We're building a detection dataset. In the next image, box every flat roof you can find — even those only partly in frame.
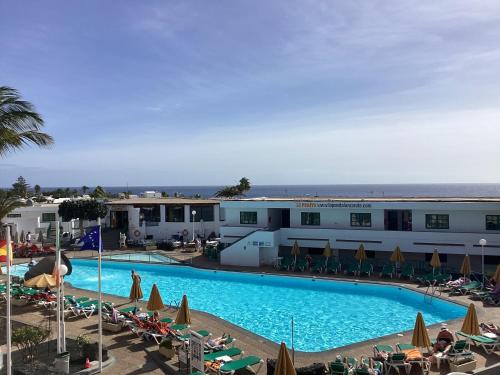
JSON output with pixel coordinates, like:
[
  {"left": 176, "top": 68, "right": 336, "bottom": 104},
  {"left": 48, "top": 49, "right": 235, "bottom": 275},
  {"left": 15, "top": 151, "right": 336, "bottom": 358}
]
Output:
[
  {"left": 106, "top": 198, "right": 219, "bottom": 206},
  {"left": 224, "top": 196, "right": 500, "bottom": 203}
]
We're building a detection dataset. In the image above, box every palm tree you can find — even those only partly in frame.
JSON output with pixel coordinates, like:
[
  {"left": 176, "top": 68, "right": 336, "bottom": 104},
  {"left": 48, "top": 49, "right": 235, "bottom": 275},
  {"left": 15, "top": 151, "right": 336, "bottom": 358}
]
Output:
[
  {"left": 0, "top": 86, "right": 54, "bottom": 156},
  {"left": 0, "top": 190, "right": 23, "bottom": 239}
]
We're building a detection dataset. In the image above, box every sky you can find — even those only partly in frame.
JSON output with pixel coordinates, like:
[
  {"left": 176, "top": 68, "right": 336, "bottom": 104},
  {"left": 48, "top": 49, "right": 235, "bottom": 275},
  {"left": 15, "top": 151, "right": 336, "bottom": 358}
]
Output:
[{"left": 1, "top": 1, "right": 500, "bottom": 187}]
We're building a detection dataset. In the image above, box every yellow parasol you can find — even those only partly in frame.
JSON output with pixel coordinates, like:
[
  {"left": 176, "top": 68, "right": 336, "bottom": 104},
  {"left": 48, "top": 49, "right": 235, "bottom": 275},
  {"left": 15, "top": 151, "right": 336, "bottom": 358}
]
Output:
[
  {"left": 460, "top": 255, "right": 471, "bottom": 277},
  {"left": 147, "top": 283, "right": 165, "bottom": 312},
  {"left": 493, "top": 264, "right": 500, "bottom": 284},
  {"left": 355, "top": 244, "right": 367, "bottom": 266},
  {"left": 24, "top": 273, "right": 57, "bottom": 288},
  {"left": 175, "top": 294, "right": 191, "bottom": 325},
  {"left": 461, "top": 303, "right": 480, "bottom": 336},
  {"left": 430, "top": 249, "right": 441, "bottom": 275},
  {"left": 411, "top": 312, "right": 431, "bottom": 349},
  {"left": 274, "top": 342, "right": 297, "bottom": 375},
  {"left": 129, "top": 273, "right": 143, "bottom": 306},
  {"left": 323, "top": 241, "right": 332, "bottom": 267},
  {"left": 390, "top": 246, "right": 405, "bottom": 263},
  {"left": 291, "top": 241, "right": 300, "bottom": 264}
]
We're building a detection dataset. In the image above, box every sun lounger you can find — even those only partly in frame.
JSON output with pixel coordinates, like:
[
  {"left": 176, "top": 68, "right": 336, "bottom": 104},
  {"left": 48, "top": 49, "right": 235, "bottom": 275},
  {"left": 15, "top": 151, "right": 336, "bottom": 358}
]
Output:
[
  {"left": 400, "top": 264, "right": 414, "bottom": 279},
  {"left": 280, "top": 256, "right": 294, "bottom": 271},
  {"left": 311, "top": 259, "right": 324, "bottom": 273},
  {"left": 359, "top": 263, "right": 373, "bottom": 277},
  {"left": 396, "top": 343, "right": 415, "bottom": 352},
  {"left": 373, "top": 344, "right": 394, "bottom": 358},
  {"left": 326, "top": 260, "right": 340, "bottom": 274},
  {"left": 456, "top": 331, "right": 499, "bottom": 354},
  {"left": 450, "top": 280, "right": 482, "bottom": 295},
  {"left": 204, "top": 347, "right": 243, "bottom": 362},
  {"left": 71, "top": 299, "right": 98, "bottom": 318},
  {"left": 218, "top": 355, "right": 263, "bottom": 375},
  {"left": 442, "top": 340, "right": 474, "bottom": 366},
  {"left": 328, "top": 362, "right": 348, "bottom": 375},
  {"left": 380, "top": 264, "right": 393, "bottom": 278},
  {"left": 384, "top": 352, "right": 411, "bottom": 375},
  {"left": 345, "top": 263, "right": 358, "bottom": 276},
  {"left": 295, "top": 257, "right": 308, "bottom": 272}
]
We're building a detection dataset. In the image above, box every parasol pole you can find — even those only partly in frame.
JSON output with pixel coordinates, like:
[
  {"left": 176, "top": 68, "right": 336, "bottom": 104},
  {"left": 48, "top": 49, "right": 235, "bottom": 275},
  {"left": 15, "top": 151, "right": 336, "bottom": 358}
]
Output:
[{"left": 97, "top": 217, "right": 103, "bottom": 372}]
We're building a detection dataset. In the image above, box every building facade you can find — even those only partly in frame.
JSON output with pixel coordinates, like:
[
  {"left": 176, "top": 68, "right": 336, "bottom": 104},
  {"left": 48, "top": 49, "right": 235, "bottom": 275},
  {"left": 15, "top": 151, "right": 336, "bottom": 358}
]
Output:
[{"left": 219, "top": 198, "right": 500, "bottom": 271}]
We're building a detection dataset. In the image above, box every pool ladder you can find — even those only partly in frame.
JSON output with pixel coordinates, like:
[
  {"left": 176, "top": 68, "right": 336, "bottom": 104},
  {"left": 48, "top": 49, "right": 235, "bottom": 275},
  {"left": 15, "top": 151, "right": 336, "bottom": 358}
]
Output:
[{"left": 424, "top": 282, "right": 442, "bottom": 303}]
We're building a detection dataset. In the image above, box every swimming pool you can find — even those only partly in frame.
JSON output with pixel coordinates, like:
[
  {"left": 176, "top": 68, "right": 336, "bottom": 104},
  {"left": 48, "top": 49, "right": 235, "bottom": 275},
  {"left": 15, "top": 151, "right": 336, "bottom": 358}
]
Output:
[
  {"left": 100, "top": 252, "right": 180, "bottom": 264},
  {"left": 10, "top": 260, "right": 466, "bottom": 352}
]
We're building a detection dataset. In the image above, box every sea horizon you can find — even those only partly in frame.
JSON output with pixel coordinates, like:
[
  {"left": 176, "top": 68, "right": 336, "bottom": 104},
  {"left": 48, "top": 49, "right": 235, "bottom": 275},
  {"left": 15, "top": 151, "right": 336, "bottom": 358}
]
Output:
[{"left": 9, "top": 182, "right": 500, "bottom": 198}]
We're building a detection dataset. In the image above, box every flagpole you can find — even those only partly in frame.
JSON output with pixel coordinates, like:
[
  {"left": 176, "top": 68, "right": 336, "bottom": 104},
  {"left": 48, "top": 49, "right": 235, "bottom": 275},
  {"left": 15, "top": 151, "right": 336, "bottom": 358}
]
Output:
[
  {"left": 97, "top": 217, "right": 103, "bottom": 372},
  {"left": 5, "top": 225, "right": 12, "bottom": 375},
  {"left": 55, "top": 221, "right": 61, "bottom": 354}
]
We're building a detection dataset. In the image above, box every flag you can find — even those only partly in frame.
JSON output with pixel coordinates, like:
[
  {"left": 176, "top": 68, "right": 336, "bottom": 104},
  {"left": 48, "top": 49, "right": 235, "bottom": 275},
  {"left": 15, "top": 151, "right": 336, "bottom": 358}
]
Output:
[
  {"left": 0, "top": 240, "right": 13, "bottom": 262},
  {"left": 79, "top": 226, "right": 102, "bottom": 251}
]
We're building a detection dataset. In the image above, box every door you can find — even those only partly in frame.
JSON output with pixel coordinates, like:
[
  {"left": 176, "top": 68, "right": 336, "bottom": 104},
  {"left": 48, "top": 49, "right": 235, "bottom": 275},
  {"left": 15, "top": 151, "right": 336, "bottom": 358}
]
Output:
[{"left": 281, "top": 209, "right": 290, "bottom": 228}]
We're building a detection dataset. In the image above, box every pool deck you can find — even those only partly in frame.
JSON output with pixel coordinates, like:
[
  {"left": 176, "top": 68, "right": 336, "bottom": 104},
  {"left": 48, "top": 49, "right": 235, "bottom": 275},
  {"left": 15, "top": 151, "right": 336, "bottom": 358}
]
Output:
[{"left": 2, "top": 248, "right": 499, "bottom": 374}]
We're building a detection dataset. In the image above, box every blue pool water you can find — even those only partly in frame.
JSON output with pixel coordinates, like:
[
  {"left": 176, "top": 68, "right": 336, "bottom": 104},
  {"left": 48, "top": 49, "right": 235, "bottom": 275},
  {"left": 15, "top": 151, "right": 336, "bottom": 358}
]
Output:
[
  {"left": 100, "top": 253, "right": 179, "bottom": 264},
  {"left": 10, "top": 260, "right": 466, "bottom": 352}
]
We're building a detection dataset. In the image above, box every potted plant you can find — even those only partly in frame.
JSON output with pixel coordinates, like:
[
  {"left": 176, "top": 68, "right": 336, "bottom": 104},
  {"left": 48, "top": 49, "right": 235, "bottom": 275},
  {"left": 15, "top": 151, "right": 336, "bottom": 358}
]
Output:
[
  {"left": 12, "top": 325, "right": 50, "bottom": 365},
  {"left": 76, "top": 333, "right": 92, "bottom": 359},
  {"left": 159, "top": 337, "right": 175, "bottom": 359},
  {"left": 103, "top": 317, "right": 122, "bottom": 333},
  {"left": 449, "top": 355, "right": 476, "bottom": 373}
]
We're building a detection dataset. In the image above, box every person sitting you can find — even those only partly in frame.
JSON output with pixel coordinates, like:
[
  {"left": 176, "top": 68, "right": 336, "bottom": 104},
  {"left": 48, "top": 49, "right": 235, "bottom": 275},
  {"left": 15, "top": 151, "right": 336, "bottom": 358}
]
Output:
[
  {"left": 149, "top": 311, "right": 160, "bottom": 323},
  {"left": 433, "top": 324, "right": 454, "bottom": 352},
  {"left": 206, "top": 333, "right": 230, "bottom": 350}
]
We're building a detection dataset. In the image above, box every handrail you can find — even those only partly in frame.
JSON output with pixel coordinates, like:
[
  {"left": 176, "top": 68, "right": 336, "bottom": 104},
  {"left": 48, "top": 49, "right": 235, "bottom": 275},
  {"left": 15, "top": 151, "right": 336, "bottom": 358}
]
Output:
[{"left": 220, "top": 229, "right": 263, "bottom": 251}]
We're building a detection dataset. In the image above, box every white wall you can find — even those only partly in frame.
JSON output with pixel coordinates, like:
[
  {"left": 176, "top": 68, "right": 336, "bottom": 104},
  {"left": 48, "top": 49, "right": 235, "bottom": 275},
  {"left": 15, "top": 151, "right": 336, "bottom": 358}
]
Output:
[{"left": 220, "top": 229, "right": 278, "bottom": 267}]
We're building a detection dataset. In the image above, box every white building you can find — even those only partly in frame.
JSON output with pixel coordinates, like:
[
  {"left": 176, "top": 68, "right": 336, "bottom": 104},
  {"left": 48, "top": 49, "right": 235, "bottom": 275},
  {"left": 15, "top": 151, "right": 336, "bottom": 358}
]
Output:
[
  {"left": 106, "top": 198, "right": 221, "bottom": 241},
  {"left": 2, "top": 198, "right": 221, "bottom": 244},
  {"left": 219, "top": 197, "right": 500, "bottom": 271}
]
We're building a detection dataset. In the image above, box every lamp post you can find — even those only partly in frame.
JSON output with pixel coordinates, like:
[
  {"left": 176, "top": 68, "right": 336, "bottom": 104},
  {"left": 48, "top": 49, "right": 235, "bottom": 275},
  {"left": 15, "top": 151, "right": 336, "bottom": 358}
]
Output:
[
  {"left": 479, "top": 239, "right": 487, "bottom": 287},
  {"left": 3, "top": 224, "right": 12, "bottom": 375},
  {"left": 191, "top": 210, "right": 197, "bottom": 241}
]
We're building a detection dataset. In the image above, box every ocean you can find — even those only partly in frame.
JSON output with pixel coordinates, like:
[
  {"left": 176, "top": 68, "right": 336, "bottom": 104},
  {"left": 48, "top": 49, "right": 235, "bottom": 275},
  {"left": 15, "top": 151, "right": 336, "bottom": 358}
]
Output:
[{"left": 75, "top": 183, "right": 500, "bottom": 198}]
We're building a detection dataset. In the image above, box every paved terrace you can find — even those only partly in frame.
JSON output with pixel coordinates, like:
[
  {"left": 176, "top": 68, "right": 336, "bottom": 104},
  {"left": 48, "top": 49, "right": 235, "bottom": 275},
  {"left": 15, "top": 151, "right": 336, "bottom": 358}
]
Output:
[{"left": 1, "top": 248, "right": 499, "bottom": 375}]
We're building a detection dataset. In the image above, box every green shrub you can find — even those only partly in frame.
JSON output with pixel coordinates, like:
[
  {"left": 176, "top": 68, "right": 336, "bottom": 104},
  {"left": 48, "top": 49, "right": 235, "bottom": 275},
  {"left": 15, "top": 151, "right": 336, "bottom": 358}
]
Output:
[{"left": 11, "top": 325, "right": 50, "bottom": 364}]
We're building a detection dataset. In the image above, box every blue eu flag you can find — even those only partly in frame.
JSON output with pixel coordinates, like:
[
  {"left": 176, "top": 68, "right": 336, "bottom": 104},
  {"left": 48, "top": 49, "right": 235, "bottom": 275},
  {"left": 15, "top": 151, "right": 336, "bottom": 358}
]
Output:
[{"left": 80, "top": 225, "right": 102, "bottom": 251}]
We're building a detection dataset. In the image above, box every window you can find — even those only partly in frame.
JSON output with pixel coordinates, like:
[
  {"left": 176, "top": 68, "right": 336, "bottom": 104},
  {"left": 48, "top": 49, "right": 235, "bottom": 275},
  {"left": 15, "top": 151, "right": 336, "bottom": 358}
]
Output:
[
  {"left": 219, "top": 207, "right": 226, "bottom": 222},
  {"left": 140, "top": 206, "right": 161, "bottom": 226},
  {"left": 190, "top": 205, "right": 214, "bottom": 222},
  {"left": 486, "top": 215, "right": 500, "bottom": 230},
  {"left": 6, "top": 213, "right": 21, "bottom": 218},
  {"left": 41, "top": 213, "right": 56, "bottom": 222},
  {"left": 350, "top": 213, "right": 371, "bottom": 227},
  {"left": 165, "top": 205, "right": 185, "bottom": 222},
  {"left": 425, "top": 252, "right": 447, "bottom": 263},
  {"left": 425, "top": 214, "right": 449, "bottom": 229},
  {"left": 240, "top": 211, "right": 257, "bottom": 224},
  {"left": 301, "top": 212, "right": 320, "bottom": 226}
]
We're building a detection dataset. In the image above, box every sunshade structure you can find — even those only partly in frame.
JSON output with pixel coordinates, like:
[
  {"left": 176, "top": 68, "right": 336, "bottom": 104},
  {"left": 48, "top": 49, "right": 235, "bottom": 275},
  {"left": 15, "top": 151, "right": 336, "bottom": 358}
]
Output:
[
  {"left": 390, "top": 246, "right": 405, "bottom": 263},
  {"left": 460, "top": 255, "right": 471, "bottom": 277},
  {"left": 0, "top": 240, "right": 13, "bottom": 263},
  {"left": 355, "top": 244, "right": 367, "bottom": 266},
  {"left": 129, "top": 273, "right": 143, "bottom": 306},
  {"left": 493, "top": 264, "right": 500, "bottom": 284},
  {"left": 14, "top": 231, "right": 19, "bottom": 244},
  {"left": 411, "top": 312, "right": 431, "bottom": 349},
  {"left": 24, "top": 273, "right": 57, "bottom": 288},
  {"left": 147, "top": 283, "right": 164, "bottom": 312},
  {"left": 323, "top": 241, "right": 332, "bottom": 267},
  {"left": 430, "top": 249, "right": 441, "bottom": 275},
  {"left": 461, "top": 303, "right": 480, "bottom": 336},
  {"left": 274, "top": 342, "right": 297, "bottom": 375},
  {"left": 175, "top": 294, "right": 191, "bottom": 325},
  {"left": 291, "top": 241, "right": 300, "bottom": 264},
  {"left": 20, "top": 230, "right": 25, "bottom": 243}
]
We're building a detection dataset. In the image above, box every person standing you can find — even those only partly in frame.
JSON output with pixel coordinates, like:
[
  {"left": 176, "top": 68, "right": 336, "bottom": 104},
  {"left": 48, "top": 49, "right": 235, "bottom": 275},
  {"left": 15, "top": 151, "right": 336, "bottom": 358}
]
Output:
[{"left": 26, "top": 231, "right": 32, "bottom": 244}]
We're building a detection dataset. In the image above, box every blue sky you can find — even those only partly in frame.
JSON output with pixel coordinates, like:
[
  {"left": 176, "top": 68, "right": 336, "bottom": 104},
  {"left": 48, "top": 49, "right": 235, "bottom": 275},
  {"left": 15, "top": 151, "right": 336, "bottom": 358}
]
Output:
[{"left": 1, "top": 1, "right": 500, "bottom": 187}]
